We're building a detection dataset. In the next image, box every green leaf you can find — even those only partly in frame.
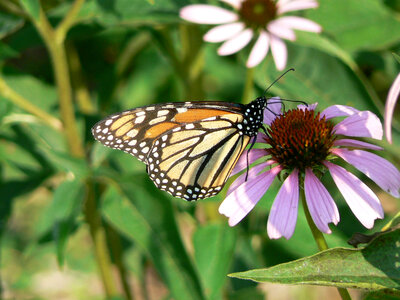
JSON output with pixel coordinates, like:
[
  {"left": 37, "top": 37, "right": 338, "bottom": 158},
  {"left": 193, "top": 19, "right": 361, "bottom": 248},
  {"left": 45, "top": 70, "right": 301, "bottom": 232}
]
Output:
[
  {"left": 78, "top": 0, "right": 181, "bottom": 26},
  {"left": 38, "top": 146, "right": 89, "bottom": 179},
  {"left": 393, "top": 54, "right": 400, "bottom": 65},
  {"left": 19, "top": 0, "right": 40, "bottom": 21},
  {"left": 2, "top": 71, "right": 58, "bottom": 113},
  {"left": 255, "top": 43, "right": 377, "bottom": 112},
  {"left": 306, "top": 0, "right": 400, "bottom": 52},
  {"left": 0, "top": 12, "right": 24, "bottom": 39},
  {"left": 0, "top": 42, "right": 19, "bottom": 60},
  {"left": 193, "top": 223, "right": 236, "bottom": 300},
  {"left": 35, "top": 179, "right": 84, "bottom": 266},
  {"left": 101, "top": 179, "right": 205, "bottom": 300},
  {"left": 230, "top": 229, "right": 400, "bottom": 291}
]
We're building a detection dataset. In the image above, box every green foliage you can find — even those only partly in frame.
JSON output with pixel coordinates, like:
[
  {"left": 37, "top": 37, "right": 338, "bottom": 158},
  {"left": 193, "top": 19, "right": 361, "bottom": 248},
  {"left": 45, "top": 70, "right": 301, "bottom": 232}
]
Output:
[
  {"left": 230, "top": 228, "right": 400, "bottom": 291},
  {"left": 1, "top": 0, "right": 399, "bottom": 299}
]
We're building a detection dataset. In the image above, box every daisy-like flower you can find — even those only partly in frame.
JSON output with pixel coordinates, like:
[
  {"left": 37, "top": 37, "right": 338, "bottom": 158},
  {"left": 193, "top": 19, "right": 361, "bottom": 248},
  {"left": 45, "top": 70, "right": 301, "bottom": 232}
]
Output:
[
  {"left": 219, "top": 101, "right": 400, "bottom": 239},
  {"left": 180, "top": 0, "right": 321, "bottom": 69},
  {"left": 384, "top": 72, "right": 400, "bottom": 144}
]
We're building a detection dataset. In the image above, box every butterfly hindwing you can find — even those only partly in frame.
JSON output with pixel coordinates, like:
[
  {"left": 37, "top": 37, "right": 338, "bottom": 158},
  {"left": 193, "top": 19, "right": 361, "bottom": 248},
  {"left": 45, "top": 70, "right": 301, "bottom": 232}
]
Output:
[{"left": 146, "top": 112, "right": 250, "bottom": 200}]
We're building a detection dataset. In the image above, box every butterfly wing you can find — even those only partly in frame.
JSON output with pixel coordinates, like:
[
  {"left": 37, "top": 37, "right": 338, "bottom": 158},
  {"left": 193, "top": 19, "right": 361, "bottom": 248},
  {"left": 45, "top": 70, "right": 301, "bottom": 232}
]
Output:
[
  {"left": 146, "top": 113, "right": 250, "bottom": 201},
  {"left": 92, "top": 101, "right": 250, "bottom": 200}
]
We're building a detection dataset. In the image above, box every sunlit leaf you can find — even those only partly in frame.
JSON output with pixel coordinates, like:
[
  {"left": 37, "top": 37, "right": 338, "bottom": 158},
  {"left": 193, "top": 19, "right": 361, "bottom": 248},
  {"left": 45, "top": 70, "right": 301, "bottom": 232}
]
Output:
[
  {"left": 306, "top": 0, "right": 400, "bottom": 52},
  {"left": 230, "top": 229, "right": 400, "bottom": 291},
  {"left": 101, "top": 179, "right": 205, "bottom": 300},
  {"left": 193, "top": 223, "right": 236, "bottom": 300},
  {"left": 36, "top": 179, "right": 84, "bottom": 266},
  {"left": 19, "top": 0, "right": 40, "bottom": 21}
]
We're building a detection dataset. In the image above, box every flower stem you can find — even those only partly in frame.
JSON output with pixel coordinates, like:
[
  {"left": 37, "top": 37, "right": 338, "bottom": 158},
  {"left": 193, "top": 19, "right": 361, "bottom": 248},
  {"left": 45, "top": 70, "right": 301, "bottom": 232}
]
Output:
[
  {"left": 300, "top": 188, "right": 352, "bottom": 300},
  {"left": 27, "top": 1, "right": 119, "bottom": 297},
  {"left": 0, "top": 77, "right": 62, "bottom": 130},
  {"left": 242, "top": 67, "right": 254, "bottom": 104}
]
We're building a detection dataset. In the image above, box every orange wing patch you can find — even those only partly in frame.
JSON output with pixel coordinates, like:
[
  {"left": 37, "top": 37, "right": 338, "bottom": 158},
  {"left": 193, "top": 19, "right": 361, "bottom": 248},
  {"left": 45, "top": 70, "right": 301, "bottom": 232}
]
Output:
[
  {"left": 144, "top": 122, "right": 178, "bottom": 139},
  {"left": 173, "top": 109, "right": 234, "bottom": 123}
]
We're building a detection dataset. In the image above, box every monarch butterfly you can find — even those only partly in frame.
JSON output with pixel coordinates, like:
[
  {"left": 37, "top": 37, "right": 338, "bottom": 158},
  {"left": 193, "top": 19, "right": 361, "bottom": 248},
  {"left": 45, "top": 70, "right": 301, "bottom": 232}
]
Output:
[{"left": 92, "top": 97, "right": 273, "bottom": 201}]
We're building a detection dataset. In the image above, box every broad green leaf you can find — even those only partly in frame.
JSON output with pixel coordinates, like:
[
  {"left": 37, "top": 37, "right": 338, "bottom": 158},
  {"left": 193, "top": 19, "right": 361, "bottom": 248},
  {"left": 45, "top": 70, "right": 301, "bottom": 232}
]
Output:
[
  {"left": 19, "top": 0, "right": 40, "bottom": 21},
  {"left": 0, "top": 42, "right": 19, "bottom": 60},
  {"left": 2, "top": 71, "right": 58, "bottom": 113},
  {"left": 193, "top": 223, "right": 236, "bottom": 300},
  {"left": 77, "top": 0, "right": 181, "bottom": 26},
  {"left": 364, "top": 289, "right": 400, "bottom": 300},
  {"left": 38, "top": 146, "right": 89, "bottom": 179},
  {"left": 306, "top": 0, "right": 400, "bottom": 52},
  {"left": 0, "top": 12, "right": 24, "bottom": 39},
  {"left": 35, "top": 179, "right": 84, "bottom": 265},
  {"left": 394, "top": 54, "right": 400, "bottom": 65},
  {"left": 255, "top": 43, "right": 377, "bottom": 113},
  {"left": 101, "top": 179, "right": 205, "bottom": 300},
  {"left": 230, "top": 229, "right": 400, "bottom": 291}
]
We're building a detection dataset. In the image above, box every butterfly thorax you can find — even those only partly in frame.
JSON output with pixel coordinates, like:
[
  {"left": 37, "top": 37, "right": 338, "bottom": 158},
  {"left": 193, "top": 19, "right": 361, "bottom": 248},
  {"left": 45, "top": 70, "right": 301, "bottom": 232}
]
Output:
[{"left": 241, "top": 96, "right": 266, "bottom": 136}]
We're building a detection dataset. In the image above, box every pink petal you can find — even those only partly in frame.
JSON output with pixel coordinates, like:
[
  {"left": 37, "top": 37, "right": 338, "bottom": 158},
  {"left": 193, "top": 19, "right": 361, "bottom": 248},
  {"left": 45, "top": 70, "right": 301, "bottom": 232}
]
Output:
[
  {"left": 263, "top": 97, "right": 282, "bottom": 125},
  {"left": 333, "top": 139, "right": 383, "bottom": 151},
  {"left": 227, "top": 161, "right": 276, "bottom": 196},
  {"left": 230, "top": 148, "right": 269, "bottom": 176},
  {"left": 332, "top": 148, "right": 400, "bottom": 198},
  {"left": 325, "top": 162, "right": 384, "bottom": 229},
  {"left": 321, "top": 105, "right": 359, "bottom": 120},
  {"left": 219, "top": 166, "right": 282, "bottom": 226},
  {"left": 255, "top": 131, "right": 268, "bottom": 143},
  {"left": 267, "top": 169, "right": 299, "bottom": 239},
  {"left": 268, "top": 21, "right": 296, "bottom": 41},
  {"left": 385, "top": 72, "right": 400, "bottom": 144},
  {"left": 246, "top": 31, "right": 270, "bottom": 68},
  {"left": 220, "top": 0, "right": 242, "bottom": 9},
  {"left": 270, "top": 35, "right": 287, "bottom": 71},
  {"left": 304, "top": 168, "right": 339, "bottom": 234},
  {"left": 277, "top": 0, "right": 318, "bottom": 14},
  {"left": 204, "top": 22, "right": 245, "bottom": 43},
  {"left": 218, "top": 28, "right": 253, "bottom": 55},
  {"left": 333, "top": 111, "right": 383, "bottom": 139},
  {"left": 298, "top": 102, "right": 318, "bottom": 111},
  {"left": 272, "top": 16, "right": 321, "bottom": 33},
  {"left": 180, "top": 5, "right": 238, "bottom": 24}
]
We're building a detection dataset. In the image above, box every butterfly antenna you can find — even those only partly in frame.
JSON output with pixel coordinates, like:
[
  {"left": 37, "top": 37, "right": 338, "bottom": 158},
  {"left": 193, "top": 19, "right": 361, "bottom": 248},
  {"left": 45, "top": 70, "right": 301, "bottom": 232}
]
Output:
[
  {"left": 263, "top": 68, "right": 295, "bottom": 98},
  {"left": 245, "top": 135, "right": 258, "bottom": 182}
]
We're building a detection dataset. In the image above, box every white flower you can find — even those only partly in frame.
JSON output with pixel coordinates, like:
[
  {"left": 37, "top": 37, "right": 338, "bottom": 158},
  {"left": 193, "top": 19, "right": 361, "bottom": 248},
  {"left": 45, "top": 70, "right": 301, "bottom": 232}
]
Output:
[{"left": 180, "top": 0, "right": 321, "bottom": 69}]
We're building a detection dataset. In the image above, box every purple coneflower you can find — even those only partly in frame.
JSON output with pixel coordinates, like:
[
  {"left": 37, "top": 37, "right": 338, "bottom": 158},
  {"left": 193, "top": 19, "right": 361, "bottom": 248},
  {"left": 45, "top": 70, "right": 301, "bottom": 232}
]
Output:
[
  {"left": 219, "top": 101, "right": 400, "bottom": 239},
  {"left": 385, "top": 72, "right": 400, "bottom": 144},
  {"left": 180, "top": 0, "right": 321, "bottom": 69}
]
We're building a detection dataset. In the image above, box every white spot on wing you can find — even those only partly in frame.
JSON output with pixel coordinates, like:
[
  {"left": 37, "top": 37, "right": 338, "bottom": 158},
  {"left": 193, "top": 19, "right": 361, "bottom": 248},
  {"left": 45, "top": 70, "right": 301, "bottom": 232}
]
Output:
[
  {"left": 127, "top": 129, "right": 138, "bottom": 137},
  {"left": 157, "top": 110, "right": 169, "bottom": 117},
  {"left": 177, "top": 107, "right": 187, "bottom": 113},
  {"left": 135, "top": 116, "right": 145, "bottom": 124}
]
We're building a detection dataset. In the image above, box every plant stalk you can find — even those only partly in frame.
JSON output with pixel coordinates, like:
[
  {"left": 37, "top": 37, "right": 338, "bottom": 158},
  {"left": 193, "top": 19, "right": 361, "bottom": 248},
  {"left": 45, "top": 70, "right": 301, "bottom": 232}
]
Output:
[
  {"left": 29, "top": 2, "right": 119, "bottom": 297},
  {"left": 300, "top": 188, "right": 352, "bottom": 300},
  {"left": 0, "top": 78, "right": 62, "bottom": 130}
]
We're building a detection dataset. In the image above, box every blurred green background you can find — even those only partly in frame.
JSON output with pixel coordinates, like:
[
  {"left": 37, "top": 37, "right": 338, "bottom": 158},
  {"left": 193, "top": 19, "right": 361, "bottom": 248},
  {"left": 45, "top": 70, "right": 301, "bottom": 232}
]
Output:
[{"left": 0, "top": 0, "right": 399, "bottom": 299}]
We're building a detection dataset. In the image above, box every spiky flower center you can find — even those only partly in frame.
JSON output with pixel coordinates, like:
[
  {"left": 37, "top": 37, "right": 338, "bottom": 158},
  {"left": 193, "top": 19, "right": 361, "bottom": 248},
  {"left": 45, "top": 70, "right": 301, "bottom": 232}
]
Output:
[
  {"left": 265, "top": 109, "right": 336, "bottom": 172},
  {"left": 239, "top": 0, "right": 277, "bottom": 29}
]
